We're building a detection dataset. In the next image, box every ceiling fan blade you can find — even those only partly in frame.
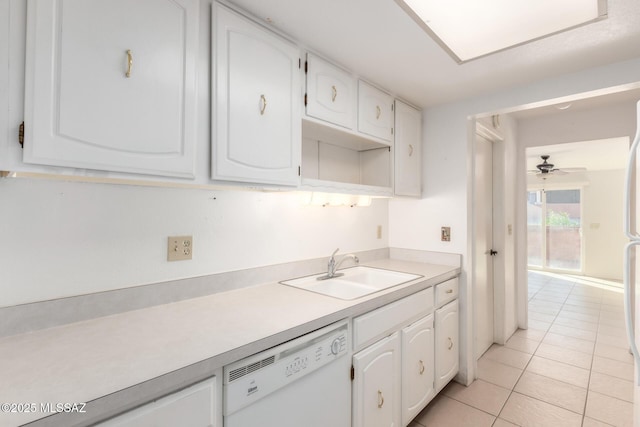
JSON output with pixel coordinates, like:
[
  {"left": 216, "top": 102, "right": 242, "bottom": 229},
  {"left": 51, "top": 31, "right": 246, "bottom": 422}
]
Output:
[
  {"left": 551, "top": 169, "right": 568, "bottom": 176},
  {"left": 557, "top": 167, "right": 587, "bottom": 172}
]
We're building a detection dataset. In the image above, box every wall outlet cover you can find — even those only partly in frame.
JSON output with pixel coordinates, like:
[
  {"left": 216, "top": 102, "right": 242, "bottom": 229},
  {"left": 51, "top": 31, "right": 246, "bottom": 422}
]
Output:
[{"left": 167, "top": 235, "right": 193, "bottom": 261}]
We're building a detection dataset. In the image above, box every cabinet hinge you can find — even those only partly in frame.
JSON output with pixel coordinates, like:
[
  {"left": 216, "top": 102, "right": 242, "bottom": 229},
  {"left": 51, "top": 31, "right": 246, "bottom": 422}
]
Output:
[
  {"left": 18, "top": 121, "right": 24, "bottom": 148},
  {"left": 304, "top": 60, "right": 308, "bottom": 74},
  {"left": 388, "top": 146, "right": 391, "bottom": 153},
  {"left": 350, "top": 365, "right": 355, "bottom": 381},
  {"left": 391, "top": 103, "right": 394, "bottom": 112}
]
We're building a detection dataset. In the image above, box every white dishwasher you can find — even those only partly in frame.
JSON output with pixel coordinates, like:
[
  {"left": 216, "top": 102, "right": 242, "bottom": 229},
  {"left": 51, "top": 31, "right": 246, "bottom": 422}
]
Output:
[{"left": 223, "top": 320, "right": 350, "bottom": 427}]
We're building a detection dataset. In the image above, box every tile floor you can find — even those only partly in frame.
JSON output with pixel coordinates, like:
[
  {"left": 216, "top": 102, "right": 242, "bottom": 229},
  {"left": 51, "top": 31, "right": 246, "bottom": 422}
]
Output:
[{"left": 410, "top": 270, "right": 634, "bottom": 427}]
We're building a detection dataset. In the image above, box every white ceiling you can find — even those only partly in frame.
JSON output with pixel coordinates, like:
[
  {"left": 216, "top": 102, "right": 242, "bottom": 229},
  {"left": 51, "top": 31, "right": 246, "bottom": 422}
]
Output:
[
  {"left": 526, "top": 138, "right": 629, "bottom": 172},
  {"left": 228, "top": 0, "right": 640, "bottom": 109}
]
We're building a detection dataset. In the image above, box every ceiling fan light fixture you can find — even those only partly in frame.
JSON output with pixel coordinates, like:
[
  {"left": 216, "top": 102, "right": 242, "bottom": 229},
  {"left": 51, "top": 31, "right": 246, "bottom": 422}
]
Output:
[{"left": 395, "top": 0, "right": 607, "bottom": 63}]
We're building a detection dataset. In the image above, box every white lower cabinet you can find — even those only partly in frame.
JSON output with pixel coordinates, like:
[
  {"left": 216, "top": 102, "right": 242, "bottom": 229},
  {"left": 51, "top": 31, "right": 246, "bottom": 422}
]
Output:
[
  {"left": 96, "top": 377, "right": 218, "bottom": 427},
  {"left": 401, "top": 313, "right": 435, "bottom": 426},
  {"left": 352, "top": 280, "right": 459, "bottom": 427},
  {"left": 435, "top": 299, "right": 459, "bottom": 391},
  {"left": 352, "top": 332, "right": 401, "bottom": 427}
]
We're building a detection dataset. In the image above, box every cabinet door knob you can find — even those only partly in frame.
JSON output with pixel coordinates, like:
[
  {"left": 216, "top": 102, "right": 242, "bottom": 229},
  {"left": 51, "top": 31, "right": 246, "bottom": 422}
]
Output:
[
  {"left": 419, "top": 359, "right": 425, "bottom": 375},
  {"left": 126, "top": 50, "right": 133, "bottom": 78},
  {"left": 331, "top": 85, "right": 337, "bottom": 102},
  {"left": 448, "top": 337, "right": 454, "bottom": 350},
  {"left": 376, "top": 105, "right": 381, "bottom": 120},
  {"left": 377, "top": 390, "right": 384, "bottom": 408},
  {"left": 260, "top": 94, "right": 267, "bottom": 115},
  {"left": 408, "top": 144, "right": 414, "bottom": 157}
]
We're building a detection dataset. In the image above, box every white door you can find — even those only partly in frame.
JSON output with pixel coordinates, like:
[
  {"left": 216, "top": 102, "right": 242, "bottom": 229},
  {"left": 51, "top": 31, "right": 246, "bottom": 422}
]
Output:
[
  {"left": 474, "top": 135, "right": 495, "bottom": 358},
  {"left": 24, "top": 0, "right": 199, "bottom": 178}
]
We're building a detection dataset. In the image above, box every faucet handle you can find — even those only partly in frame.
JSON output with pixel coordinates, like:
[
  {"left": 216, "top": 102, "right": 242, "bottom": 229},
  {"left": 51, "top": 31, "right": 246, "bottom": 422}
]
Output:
[{"left": 331, "top": 248, "right": 340, "bottom": 258}]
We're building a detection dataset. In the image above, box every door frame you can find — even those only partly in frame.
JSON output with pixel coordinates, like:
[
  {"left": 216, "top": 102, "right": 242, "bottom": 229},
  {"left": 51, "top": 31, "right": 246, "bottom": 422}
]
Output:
[{"left": 470, "top": 118, "right": 506, "bottom": 360}]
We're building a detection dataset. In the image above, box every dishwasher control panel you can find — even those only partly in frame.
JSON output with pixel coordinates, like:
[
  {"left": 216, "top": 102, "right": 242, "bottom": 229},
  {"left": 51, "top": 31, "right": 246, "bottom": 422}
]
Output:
[{"left": 223, "top": 320, "right": 349, "bottom": 416}]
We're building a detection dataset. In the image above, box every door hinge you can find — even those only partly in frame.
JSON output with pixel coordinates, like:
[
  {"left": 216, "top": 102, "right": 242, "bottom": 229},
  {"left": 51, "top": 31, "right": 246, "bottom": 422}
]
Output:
[
  {"left": 18, "top": 121, "right": 24, "bottom": 148},
  {"left": 304, "top": 60, "right": 308, "bottom": 74},
  {"left": 298, "top": 166, "right": 301, "bottom": 176},
  {"left": 391, "top": 127, "right": 394, "bottom": 135},
  {"left": 388, "top": 146, "right": 391, "bottom": 152},
  {"left": 299, "top": 58, "right": 301, "bottom": 69},
  {"left": 350, "top": 365, "right": 355, "bottom": 381},
  {"left": 304, "top": 93, "right": 307, "bottom": 107}
]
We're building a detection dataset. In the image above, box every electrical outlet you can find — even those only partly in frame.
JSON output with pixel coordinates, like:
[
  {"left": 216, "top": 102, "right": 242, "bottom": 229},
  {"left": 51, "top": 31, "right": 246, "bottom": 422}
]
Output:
[
  {"left": 167, "top": 235, "right": 193, "bottom": 261},
  {"left": 377, "top": 225, "right": 382, "bottom": 239},
  {"left": 441, "top": 227, "right": 451, "bottom": 242}
]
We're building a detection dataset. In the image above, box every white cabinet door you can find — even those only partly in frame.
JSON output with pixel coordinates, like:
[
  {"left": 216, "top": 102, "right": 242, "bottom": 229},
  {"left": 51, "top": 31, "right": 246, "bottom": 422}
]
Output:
[
  {"left": 212, "top": 3, "right": 301, "bottom": 186},
  {"left": 96, "top": 377, "right": 217, "bottom": 427},
  {"left": 24, "top": 0, "right": 199, "bottom": 178},
  {"left": 358, "top": 81, "right": 393, "bottom": 143},
  {"left": 353, "top": 332, "right": 401, "bottom": 427},
  {"left": 435, "top": 300, "right": 459, "bottom": 391},
  {"left": 401, "top": 313, "right": 434, "bottom": 426},
  {"left": 394, "top": 100, "right": 422, "bottom": 197},
  {"left": 305, "top": 53, "right": 355, "bottom": 129}
]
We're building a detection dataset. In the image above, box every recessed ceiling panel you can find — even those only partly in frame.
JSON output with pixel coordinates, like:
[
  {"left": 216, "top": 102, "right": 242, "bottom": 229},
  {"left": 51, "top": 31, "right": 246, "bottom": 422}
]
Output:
[{"left": 397, "top": 0, "right": 607, "bottom": 62}]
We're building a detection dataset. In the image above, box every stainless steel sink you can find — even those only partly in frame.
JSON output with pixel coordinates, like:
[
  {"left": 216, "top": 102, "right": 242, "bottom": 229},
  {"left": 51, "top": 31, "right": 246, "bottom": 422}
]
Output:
[{"left": 280, "top": 266, "right": 423, "bottom": 300}]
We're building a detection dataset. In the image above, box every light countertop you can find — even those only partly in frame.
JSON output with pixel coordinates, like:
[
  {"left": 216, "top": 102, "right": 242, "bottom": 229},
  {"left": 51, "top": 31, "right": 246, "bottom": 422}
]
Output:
[{"left": 0, "top": 258, "right": 459, "bottom": 427}]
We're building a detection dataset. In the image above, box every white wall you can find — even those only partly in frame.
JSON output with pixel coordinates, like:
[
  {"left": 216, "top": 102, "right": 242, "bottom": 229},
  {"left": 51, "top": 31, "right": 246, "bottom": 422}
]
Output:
[
  {"left": 583, "top": 170, "right": 626, "bottom": 280},
  {"left": 0, "top": 178, "right": 388, "bottom": 307},
  {"left": 389, "top": 57, "right": 640, "bottom": 383}
]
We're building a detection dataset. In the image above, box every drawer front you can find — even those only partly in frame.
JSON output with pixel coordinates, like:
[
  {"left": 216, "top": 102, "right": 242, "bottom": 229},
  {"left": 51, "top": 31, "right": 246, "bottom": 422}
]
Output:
[
  {"left": 435, "top": 278, "right": 458, "bottom": 307},
  {"left": 353, "top": 286, "right": 433, "bottom": 351}
]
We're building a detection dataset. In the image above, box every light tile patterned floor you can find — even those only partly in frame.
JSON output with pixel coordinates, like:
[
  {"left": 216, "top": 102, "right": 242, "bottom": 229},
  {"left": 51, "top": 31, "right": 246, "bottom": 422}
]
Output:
[{"left": 409, "top": 271, "right": 634, "bottom": 427}]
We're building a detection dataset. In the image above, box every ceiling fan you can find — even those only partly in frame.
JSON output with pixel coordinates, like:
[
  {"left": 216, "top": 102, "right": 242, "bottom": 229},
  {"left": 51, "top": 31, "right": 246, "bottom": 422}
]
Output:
[{"left": 528, "top": 155, "right": 586, "bottom": 177}]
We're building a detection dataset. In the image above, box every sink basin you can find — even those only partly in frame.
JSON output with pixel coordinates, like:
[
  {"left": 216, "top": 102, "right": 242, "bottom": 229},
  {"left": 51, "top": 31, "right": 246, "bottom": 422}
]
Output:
[{"left": 280, "top": 266, "right": 423, "bottom": 300}]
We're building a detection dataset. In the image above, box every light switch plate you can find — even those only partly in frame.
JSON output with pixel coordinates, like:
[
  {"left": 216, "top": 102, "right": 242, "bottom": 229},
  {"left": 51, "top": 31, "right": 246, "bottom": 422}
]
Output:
[
  {"left": 441, "top": 227, "right": 451, "bottom": 242},
  {"left": 168, "top": 235, "right": 193, "bottom": 261}
]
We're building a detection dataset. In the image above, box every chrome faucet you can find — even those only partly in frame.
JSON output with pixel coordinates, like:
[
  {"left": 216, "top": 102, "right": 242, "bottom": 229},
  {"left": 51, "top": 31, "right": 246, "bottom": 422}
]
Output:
[{"left": 317, "top": 248, "right": 359, "bottom": 280}]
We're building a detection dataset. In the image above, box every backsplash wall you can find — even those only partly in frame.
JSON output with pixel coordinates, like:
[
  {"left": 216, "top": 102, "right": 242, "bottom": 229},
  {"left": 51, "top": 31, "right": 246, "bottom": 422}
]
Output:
[{"left": 0, "top": 177, "right": 389, "bottom": 307}]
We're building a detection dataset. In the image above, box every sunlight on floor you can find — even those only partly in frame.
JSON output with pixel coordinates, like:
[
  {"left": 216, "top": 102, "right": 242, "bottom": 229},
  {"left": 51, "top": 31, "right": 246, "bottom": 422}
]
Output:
[{"left": 528, "top": 270, "right": 623, "bottom": 293}]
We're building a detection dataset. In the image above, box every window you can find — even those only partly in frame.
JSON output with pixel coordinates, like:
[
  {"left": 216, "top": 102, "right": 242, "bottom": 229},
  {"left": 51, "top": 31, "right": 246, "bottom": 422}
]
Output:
[{"left": 527, "top": 189, "right": 582, "bottom": 271}]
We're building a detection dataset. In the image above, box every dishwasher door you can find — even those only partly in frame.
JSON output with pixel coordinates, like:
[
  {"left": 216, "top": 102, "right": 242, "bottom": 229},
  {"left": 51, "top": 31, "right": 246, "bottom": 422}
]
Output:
[{"left": 223, "top": 320, "right": 351, "bottom": 427}]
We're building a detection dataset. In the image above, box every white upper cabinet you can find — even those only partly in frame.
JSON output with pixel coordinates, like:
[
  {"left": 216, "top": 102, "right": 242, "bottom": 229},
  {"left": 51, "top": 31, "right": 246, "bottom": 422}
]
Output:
[
  {"left": 305, "top": 53, "right": 355, "bottom": 130},
  {"left": 212, "top": 3, "right": 301, "bottom": 186},
  {"left": 394, "top": 100, "right": 422, "bottom": 197},
  {"left": 358, "top": 81, "right": 394, "bottom": 143},
  {"left": 23, "top": 0, "right": 199, "bottom": 178}
]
